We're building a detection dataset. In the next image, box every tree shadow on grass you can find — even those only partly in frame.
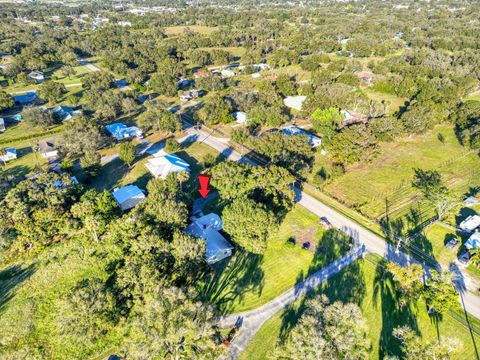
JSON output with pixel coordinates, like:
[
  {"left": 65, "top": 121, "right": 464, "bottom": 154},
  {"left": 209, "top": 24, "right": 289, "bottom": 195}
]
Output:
[
  {"left": 0, "top": 264, "right": 36, "bottom": 313},
  {"left": 373, "top": 258, "right": 420, "bottom": 359},
  {"left": 200, "top": 251, "right": 264, "bottom": 316},
  {"left": 90, "top": 157, "right": 129, "bottom": 191}
]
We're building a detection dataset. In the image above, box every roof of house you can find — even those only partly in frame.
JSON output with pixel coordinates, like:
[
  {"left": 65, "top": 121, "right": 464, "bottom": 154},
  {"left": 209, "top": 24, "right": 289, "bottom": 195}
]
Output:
[
  {"left": 281, "top": 125, "right": 322, "bottom": 147},
  {"left": 106, "top": 123, "right": 142, "bottom": 139},
  {"left": 465, "top": 232, "right": 480, "bottom": 250},
  {"left": 4, "top": 148, "right": 16, "bottom": 155},
  {"left": 146, "top": 153, "right": 190, "bottom": 178},
  {"left": 185, "top": 213, "right": 233, "bottom": 259},
  {"left": 112, "top": 185, "right": 145, "bottom": 204},
  {"left": 460, "top": 215, "right": 480, "bottom": 231},
  {"left": 283, "top": 96, "right": 307, "bottom": 111},
  {"left": 38, "top": 141, "right": 57, "bottom": 153},
  {"left": 13, "top": 92, "right": 37, "bottom": 104}
]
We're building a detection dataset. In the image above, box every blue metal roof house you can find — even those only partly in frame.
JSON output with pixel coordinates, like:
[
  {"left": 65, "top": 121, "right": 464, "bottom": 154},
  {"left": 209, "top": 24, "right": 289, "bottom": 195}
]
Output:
[
  {"left": 106, "top": 123, "right": 143, "bottom": 140},
  {"left": 185, "top": 213, "right": 234, "bottom": 264},
  {"left": 112, "top": 185, "right": 146, "bottom": 211},
  {"left": 281, "top": 125, "right": 322, "bottom": 148},
  {"left": 13, "top": 92, "right": 38, "bottom": 105}
]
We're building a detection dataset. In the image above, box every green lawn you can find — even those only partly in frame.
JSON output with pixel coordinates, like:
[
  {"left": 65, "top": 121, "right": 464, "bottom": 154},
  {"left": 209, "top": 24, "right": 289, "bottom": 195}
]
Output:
[
  {"left": 324, "top": 124, "right": 480, "bottom": 223},
  {"left": 199, "top": 206, "right": 351, "bottom": 314},
  {"left": 241, "top": 254, "right": 480, "bottom": 360},
  {"left": 363, "top": 89, "right": 407, "bottom": 116},
  {"left": 164, "top": 25, "right": 218, "bottom": 36},
  {"left": 419, "top": 223, "right": 464, "bottom": 266}
]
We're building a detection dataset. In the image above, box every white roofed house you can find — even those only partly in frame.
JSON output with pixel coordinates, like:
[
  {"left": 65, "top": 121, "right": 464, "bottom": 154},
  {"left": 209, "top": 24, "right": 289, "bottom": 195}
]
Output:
[
  {"left": 38, "top": 141, "right": 59, "bottom": 159},
  {"left": 0, "top": 118, "right": 5, "bottom": 132},
  {"left": 145, "top": 153, "right": 190, "bottom": 179},
  {"left": 0, "top": 148, "right": 17, "bottom": 163},
  {"left": 112, "top": 185, "right": 146, "bottom": 211},
  {"left": 283, "top": 96, "right": 307, "bottom": 111},
  {"left": 185, "top": 213, "right": 234, "bottom": 264},
  {"left": 233, "top": 111, "right": 248, "bottom": 124},
  {"left": 459, "top": 215, "right": 480, "bottom": 233},
  {"left": 27, "top": 70, "right": 45, "bottom": 83},
  {"left": 281, "top": 125, "right": 322, "bottom": 148}
]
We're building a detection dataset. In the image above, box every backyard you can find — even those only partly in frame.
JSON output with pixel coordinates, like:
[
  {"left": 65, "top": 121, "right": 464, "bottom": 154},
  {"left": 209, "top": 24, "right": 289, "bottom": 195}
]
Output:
[{"left": 240, "top": 254, "right": 480, "bottom": 360}]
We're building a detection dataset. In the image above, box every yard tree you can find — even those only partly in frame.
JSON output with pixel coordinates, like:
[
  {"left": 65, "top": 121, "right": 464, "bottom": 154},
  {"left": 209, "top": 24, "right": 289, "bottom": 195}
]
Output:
[
  {"left": 223, "top": 198, "right": 276, "bottom": 254},
  {"left": 71, "top": 190, "right": 119, "bottom": 242},
  {"left": 274, "top": 295, "right": 370, "bottom": 359},
  {"left": 450, "top": 100, "right": 480, "bottom": 149},
  {"left": 60, "top": 115, "right": 106, "bottom": 160},
  {"left": 386, "top": 263, "right": 424, "bottom": 307},
  {"left": 0, "top": 90, "right": 14, "bottom": 111},
  {"left": 310, "top": 107, "right": 343, "bottom": 143},
  {"left": 196, "top": 75, "right": 225, "bottom": 92},
  {"left": 275, "top": 74, "right": 297, "bottom": 97},
  {"left": 119, "top": 141, "right": 136, "bottom": 168},
  {"left": 22, "top": 106, "right": 58, "bottom": 129},
  {"left": 165, "top": 138, "right": 181, "bottom": 152},
  {"left": 248, "top": 104, "right": 288, "bottom": 127},
  {"left": 423, "top": 270, "right": 458, "bottom": 314},
  {"left": 59, "top": 65, "right": 76, "bottom": 79},
  {"left": 121, "top": 97, "right": 137, "bottom": 114},
  {"left": 39, "top": 81, "right": 67, "bottom": 103},
  {"left": 80, "top": 150, "right": 101, "bottom": 177},
  {"left": 210, "top": 49, "right": 231, "bottom": 65},
  {"left": 197, "top": 96, "right": 234, "bottom": 125},
  {"left": 138, "top": 104, "right": 181, "bottom": 133},
  {"left": 189, "top": 49, "right": 211, "bottom": 66},
  {"left": 61, "top": 51, "right": 78, "bottom": 66},
  {"left": 123, "top": 287, "right": 218, "bottom": 359},
  {"left": 393, "top": 326, "right": 459, "bottom": 360},
  {"left": 82, "top": 71, "right": 114, "bottom": 90},
  {"left": 149, "top": 71, "right": 177, "bottom": 97}
]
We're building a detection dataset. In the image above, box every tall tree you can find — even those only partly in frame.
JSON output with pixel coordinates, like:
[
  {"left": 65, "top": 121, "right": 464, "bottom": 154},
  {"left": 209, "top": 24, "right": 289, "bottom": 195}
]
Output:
[{"left": 118, "top": 141, "right": 136, "bottom": 168}]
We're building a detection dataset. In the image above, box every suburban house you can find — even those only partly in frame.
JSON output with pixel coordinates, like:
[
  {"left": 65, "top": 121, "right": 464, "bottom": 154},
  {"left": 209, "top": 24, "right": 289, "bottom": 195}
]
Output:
[
  {"left": 38, "top": 141, "right": 59, "bottom": 159},
  {"left": 233, "top": 111, "right": 248, "bottom": 124},
  {"left": 0, "top": 148, "right": 17, "bottom": 162},
  {"left": 460, "top": 215, "right": 480, "bottom": 233},
  {"left": 0, "top": 118, "right": 5, "bottom": 132},
  {"left": 283, "top": 95, "right": 307, "bottom": 111},
  {"left": 354, "top": 70, "right": 375, "bottom": 84},
  {"left": 464, "top": 196, "right": 479, "bottom": 207},
  {"left": 145, "top": 153, "right": 190, "bottom": 179},
  {"left": 193, "top": 70, "right": 211, "bottom": 78},
  {"left": 181, "top": 89, "right": 205, "bottom": 102},
  {"left": 221, "top": 69, "right": 236, "bottom": 78},
  {"left": 106, "top": 123, "right": 143, "bottom": 140},
  {"left": 13, "top": 92, "right": 38, "bottom": 105},
  {"left": 340, "top": 109, "right": 369, "bottom": 127},
  {"left": 27, "top": 70, "right": 45, "bottom": 83},
  {"left": 112, "top": 185, "right": 146, "bottom": 211},
  {"left": 185, "top": 213, "right": 234, "bottom": 264},
  {"left": 465, "top": 231, "right": 480, "bottom": 251},
  {"left": 51, "top": 106, "right": 79, "bottom": 121},
  {"left": 281, "top": 125, "right": 322, "bottom": 148}
]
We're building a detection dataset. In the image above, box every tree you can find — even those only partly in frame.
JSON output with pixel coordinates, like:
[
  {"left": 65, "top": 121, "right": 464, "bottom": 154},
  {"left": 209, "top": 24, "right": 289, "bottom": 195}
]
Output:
[
  {"left": 197, "top": 96, "right": 234, "bottom": 125},
  {"left": 59, "top": 65, "right": 76, "bottom": 79},
  {"left": 248, "top": 104, "right": 288, "bottom": 127},
  {"left": 59, "top": 116, "right": 105, "bottom": 160},
  {"left": 149, "top": 72, "right": 177, "bottom": 97},
  {"left": 393, "top": 326, "right": 459, "bottom": 359},
  {"left": 275, "top": 74, "right": 297, "bottom": 97},
  {"left": 22, "top": 106, "right": 58, "bottom": 129},
  {"left": 38, "top": 81, "right": 67, "bottom": 103},
  {"left": 0, "top": 90, "right": 14, "bottom": 111},
  {"left": 274, "top": 295, "right": 370, "bottom": 359},
  {"left": 119, "top": 141, "right": 136, "bottom": 168},
  {"left": 423, "top": 270, "right": 458, "bottom": 314},
  {"left": 222, "top": 198, "right": 276, "bottom": 254},
  {"left": 138, "top": 104, "right": 181, "bottom": 133},
  {"left": 123, "top": 287, "right": 218, "bottom": 359},
  {"left": 82, "top": 71, "right": 114, "bottom": 90},
  {"left": 165, "top": 138, "right": 181, "bottom": 153},
  {"left": 450, "top": 100, "right": 480, "bottom": 149},
  {"left": 71, "top": 190, "right": 119, "bottom": 242},
  {"left": 80, "top": 150, "right": 101, "bottom": 177},
  {"left": 387, "top": 263, "right": 424, "bottom": 307},
  {"left": 310, "top": 107, "right": 342, "bottom": 143}
]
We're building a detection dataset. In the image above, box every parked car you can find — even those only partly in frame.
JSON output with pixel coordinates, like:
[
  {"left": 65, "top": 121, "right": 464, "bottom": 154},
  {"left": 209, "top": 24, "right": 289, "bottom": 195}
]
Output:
[{"left": 320, "top": 216, "right": 332, "bottom": 228}]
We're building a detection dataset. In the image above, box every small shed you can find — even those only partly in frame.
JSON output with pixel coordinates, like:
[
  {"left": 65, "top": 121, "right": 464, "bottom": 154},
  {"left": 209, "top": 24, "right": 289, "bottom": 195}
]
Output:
[
  {"left": 465, "top": 232, "right": 480, "bottom": 250},
  {"left": 38, "top": 141, "right": 59, "bottom": 159},
  {"left": 459, "top": 215, "right": 480, "bottom": 233},
  {"left": 283, "top": 96, "right": 307, "bottom": 111},
  {"left": 0, "top": 118, "right": 5, "bottom": 132},
  {"left": 233, "top": 111, "right": 248, "bottom": 124},
  {"left": 0, "top": 148, "right": 17, "bottom": 162}
]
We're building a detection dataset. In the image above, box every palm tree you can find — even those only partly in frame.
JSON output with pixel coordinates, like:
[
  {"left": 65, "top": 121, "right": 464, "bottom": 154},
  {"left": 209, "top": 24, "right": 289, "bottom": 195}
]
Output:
[{"left": 177, "top": 171, "right": 190, "bottom": 192}]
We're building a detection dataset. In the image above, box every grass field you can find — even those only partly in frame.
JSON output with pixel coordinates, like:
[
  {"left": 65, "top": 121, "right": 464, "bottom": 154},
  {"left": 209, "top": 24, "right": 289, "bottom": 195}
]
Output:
[
  {"left": 324, "top": 124, "right": 480, "bottom": 223},
  {"left": 199, "top": 206, "right": 352, "bottom": 314},
  {"left": 363, "top": 89, "right": 407, "bottom": 115},
  {"left": 164, "top": 25, "right": 218, "bottom": 36},
  {"left": 240, "top": 254, "right": 480, "bottom": 360}
]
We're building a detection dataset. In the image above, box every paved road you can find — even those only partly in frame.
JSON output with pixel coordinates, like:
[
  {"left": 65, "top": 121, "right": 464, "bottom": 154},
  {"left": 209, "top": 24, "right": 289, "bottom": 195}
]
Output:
[
  {"left": 183, "top": 122, "right": 480, "bottom": 320},
  {"left": 218, "top": 246, "right": 365, "bottom": 360}
]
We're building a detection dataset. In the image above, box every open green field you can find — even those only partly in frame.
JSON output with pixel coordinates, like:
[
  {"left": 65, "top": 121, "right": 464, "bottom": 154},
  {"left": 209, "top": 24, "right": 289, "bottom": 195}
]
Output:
[
  {"left": 324, "top": 124, "right": 480, "bottom": 223},
  {"left": 164, "top": 25, "right": 218, "bottom": 36},
  {"left": 363, "top": 89, "right": 407, "bottom": 116},
  {"left": 199, "top": 206, "right": 351, "bottom": 314},
  {"left": 240, "top": 254, "right": 480, "bottom": 360}
]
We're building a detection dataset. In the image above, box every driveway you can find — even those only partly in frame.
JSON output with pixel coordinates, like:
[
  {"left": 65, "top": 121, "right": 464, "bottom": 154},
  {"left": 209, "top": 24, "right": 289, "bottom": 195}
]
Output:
[{"left": 218, "top": 246, "right": 366, "bottom": 359}]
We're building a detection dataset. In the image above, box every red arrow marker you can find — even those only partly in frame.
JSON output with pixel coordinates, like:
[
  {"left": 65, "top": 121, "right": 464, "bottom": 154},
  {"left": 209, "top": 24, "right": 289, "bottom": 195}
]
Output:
[{"left": 198, "top": 174, "right": 211, "bottom": 198}]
